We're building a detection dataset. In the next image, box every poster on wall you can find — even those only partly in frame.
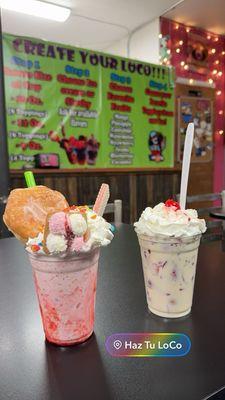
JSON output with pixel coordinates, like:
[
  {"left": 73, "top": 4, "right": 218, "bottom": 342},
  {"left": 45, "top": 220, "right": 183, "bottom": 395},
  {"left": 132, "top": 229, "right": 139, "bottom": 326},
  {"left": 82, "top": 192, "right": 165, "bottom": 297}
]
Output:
[
  {"left": 3, "top": 33, "right": 175, "bottom": 170},
  {"left": 187, "top": 33, "right": 209, "bottom": 75},
  {"left": 178, "top": 96, "right": 213, "bottom": 162}
]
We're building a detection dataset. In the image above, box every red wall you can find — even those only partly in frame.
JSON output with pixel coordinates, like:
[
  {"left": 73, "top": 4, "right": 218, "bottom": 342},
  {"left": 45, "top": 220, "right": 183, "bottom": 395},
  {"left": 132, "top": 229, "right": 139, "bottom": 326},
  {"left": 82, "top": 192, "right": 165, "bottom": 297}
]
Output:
[{"left": 160, "top": 17, "right": 225, "bottom": 193}]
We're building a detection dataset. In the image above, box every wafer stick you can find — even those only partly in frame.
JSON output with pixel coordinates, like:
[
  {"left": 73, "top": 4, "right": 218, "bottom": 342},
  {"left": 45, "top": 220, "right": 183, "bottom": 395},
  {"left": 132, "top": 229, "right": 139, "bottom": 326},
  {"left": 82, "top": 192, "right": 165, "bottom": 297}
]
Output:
[{"left": 93, "top": 183, "right": 110, "bottom": 216}]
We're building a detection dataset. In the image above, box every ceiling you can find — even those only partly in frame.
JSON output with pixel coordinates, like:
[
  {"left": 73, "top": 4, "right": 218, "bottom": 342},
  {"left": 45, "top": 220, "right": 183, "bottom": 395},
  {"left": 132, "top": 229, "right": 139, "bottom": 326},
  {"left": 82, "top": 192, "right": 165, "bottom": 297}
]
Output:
[
  {"left": 164, "top": 0, "right": 225, "bottom": 35},
  {"left": 1, "top": 0, "right": 183, "bottom": 50}
]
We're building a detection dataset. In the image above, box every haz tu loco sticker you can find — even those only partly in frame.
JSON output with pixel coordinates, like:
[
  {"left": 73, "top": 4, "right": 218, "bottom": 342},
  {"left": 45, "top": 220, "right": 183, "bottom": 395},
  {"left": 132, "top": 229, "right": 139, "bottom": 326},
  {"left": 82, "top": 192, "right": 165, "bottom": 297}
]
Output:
[{"left": 105, "top": 333, "right": 191, "bottom": 357}]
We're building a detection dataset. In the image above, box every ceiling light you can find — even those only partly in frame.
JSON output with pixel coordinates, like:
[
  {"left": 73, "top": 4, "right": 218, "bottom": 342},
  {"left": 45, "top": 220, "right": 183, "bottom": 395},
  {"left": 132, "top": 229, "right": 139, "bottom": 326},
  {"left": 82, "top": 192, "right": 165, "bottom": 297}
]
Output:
[{"left": 0, "top": 0, "right": 71, "bottom": 22}]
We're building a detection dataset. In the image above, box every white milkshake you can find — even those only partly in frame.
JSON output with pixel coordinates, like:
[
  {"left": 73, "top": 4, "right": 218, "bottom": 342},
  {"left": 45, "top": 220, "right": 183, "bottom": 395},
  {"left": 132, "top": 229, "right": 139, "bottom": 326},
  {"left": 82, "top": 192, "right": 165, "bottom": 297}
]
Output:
[{"left": 134, "top": 200, "right": 206, "bottom": 318}]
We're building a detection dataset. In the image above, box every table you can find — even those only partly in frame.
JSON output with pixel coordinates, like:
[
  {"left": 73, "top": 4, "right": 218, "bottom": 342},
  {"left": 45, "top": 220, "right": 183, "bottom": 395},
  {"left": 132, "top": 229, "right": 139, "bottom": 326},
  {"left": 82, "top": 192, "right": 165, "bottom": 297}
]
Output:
[
  {"left": 210, "top": 208, "right": 225, "bottom": 220},
  {"left": 0, "top": 224, "right": 225, "bottom": 400}
]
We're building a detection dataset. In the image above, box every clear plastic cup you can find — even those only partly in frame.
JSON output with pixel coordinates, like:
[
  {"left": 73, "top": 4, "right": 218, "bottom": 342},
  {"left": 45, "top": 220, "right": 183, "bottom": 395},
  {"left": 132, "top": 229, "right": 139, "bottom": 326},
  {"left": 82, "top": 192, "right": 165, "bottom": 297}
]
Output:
[
  {"left": 28, "top": 248, "right": 100, "bottom": 346},
  {"left": 137, "top": 234, "right": 201, "bottom": 318}
]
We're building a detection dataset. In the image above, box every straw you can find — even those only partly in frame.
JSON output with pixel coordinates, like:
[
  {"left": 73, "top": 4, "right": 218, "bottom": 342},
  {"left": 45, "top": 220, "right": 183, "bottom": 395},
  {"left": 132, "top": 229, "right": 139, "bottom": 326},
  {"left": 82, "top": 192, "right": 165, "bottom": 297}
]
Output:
[
  {"left": 179, "top": 123, "right": 194, "bottom": 210},
  {"left": 93, "top": 183, "right": 110, "bottom": 216},
  {"left": 24, "top": 171, "right": 36, "bottom": 187}
]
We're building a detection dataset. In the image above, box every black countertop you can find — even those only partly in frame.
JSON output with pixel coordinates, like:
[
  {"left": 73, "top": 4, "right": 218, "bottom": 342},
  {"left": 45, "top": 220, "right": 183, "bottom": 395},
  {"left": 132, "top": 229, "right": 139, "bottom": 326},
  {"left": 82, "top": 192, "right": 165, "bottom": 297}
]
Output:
[{"left": 0, "top": 224, "right": 225, "bottom": 400}]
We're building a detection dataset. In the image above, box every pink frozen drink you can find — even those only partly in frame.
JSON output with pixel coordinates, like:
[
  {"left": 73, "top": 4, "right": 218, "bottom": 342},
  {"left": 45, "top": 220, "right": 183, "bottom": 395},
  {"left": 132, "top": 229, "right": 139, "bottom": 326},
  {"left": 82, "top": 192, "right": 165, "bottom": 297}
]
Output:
[
  {"left": 3, "top": 184, "right": 113, "bottom": 346},
  {"left": 29, "top": 249, "right": 100, "bottom": 345},
  {"left": 26, "top": 205, "right": 113, "bottom": 345}
]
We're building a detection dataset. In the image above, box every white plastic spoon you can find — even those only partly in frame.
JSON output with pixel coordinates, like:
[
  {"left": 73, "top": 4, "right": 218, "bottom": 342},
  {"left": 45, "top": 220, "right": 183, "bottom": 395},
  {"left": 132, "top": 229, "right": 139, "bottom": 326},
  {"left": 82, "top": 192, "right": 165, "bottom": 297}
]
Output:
[{"left": 179, "top": 122, "right": 194, "bottom": 210}]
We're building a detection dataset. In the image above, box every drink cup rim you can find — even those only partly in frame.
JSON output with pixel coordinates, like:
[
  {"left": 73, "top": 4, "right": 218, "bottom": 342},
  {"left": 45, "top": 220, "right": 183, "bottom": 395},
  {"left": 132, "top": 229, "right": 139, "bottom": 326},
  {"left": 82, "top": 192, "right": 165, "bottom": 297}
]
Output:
[
  {"left": 26, "top": 246, "right": 100, "bottom": 263},
  {"left": 136, "top": 232, "right": 202, "bottom": 244}
]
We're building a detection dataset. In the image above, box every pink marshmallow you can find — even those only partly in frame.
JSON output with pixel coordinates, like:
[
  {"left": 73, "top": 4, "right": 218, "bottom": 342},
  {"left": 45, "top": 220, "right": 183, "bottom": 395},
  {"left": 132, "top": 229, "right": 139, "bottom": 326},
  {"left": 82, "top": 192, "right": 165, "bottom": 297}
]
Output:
[
  {"left": 70, "top": 236, "right": 84, "bottom": 252},
  {"left": 49, "top": 212, "right": 67, "bottom": 235}
]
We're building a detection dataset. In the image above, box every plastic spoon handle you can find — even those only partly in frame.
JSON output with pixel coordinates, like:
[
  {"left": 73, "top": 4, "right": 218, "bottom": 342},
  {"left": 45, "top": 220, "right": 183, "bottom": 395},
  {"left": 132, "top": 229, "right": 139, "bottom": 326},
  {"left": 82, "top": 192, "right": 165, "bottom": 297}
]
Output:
[{"left": 179, "top": 123, "right": 194, "bottom": 210}]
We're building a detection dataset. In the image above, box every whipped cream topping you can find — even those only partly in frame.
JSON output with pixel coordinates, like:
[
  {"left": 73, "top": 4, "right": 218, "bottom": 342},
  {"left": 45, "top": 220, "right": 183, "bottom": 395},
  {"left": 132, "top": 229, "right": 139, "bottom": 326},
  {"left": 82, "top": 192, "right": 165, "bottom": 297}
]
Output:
[
  {"left": 134, "top": 202, "right": 206, "bottom": 238},
  {"left": 26, "top": 209, "right": 113, "bottom": 256},
  {"left": 46, "top": 233, "right": 67, "bottom": 254},
  {"left": 82, "top": 210, "right": 113, "bottom": 251},
  {"left": 26, "top": 232, "right": 43, "bottom": 250},
  {"left": 69, "top": 213, "right": 87, "bottom": 236}
]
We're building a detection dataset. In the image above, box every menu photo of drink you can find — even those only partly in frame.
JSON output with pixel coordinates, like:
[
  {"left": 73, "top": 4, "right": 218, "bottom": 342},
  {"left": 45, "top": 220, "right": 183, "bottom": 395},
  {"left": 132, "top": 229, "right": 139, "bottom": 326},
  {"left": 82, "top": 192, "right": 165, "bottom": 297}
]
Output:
[{"left": 3, "top": 33, "right": 175, "bottom": 170}]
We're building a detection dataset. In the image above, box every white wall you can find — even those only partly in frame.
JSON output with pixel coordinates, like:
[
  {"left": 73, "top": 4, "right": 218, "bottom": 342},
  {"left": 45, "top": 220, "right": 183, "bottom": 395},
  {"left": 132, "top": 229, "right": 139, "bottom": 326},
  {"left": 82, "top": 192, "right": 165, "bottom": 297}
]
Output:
[
  {"left": 104, "top": 36, "right": 129, "bottom": 57},
  {"left": 105, "top": 18, "right": 160, "bottom": 64}
]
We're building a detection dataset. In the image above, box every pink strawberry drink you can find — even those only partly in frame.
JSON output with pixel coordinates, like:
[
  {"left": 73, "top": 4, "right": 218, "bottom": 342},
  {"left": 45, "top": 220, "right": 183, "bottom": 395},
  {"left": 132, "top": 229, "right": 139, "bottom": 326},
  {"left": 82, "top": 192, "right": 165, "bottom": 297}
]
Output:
[
  {"left": 26, "top": 206, "right": 113, "bottom": 345},
  {"left": 134, "top": 200, "right": 206, "bottom": 318},
  {"left": 29, "top": 249, "right": 99, "bottom": 345}
]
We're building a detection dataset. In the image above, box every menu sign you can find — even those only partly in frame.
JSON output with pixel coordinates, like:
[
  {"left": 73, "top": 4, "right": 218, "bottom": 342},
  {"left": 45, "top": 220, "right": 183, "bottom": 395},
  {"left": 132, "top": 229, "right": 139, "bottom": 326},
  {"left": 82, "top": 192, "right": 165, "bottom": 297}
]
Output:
[{"left": 3, "top": 33, "right": 175, "bottom": 169}]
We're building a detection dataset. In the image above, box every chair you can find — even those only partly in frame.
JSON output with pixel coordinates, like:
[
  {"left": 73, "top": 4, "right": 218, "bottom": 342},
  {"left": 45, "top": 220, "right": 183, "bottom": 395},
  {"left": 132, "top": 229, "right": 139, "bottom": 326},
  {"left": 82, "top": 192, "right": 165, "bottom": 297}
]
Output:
[
  {"left": 90, "top": 199, "right": 122, "bottom": 223},
  {"left": 175, "top": 192, "right": 225, "bottom": 242}
]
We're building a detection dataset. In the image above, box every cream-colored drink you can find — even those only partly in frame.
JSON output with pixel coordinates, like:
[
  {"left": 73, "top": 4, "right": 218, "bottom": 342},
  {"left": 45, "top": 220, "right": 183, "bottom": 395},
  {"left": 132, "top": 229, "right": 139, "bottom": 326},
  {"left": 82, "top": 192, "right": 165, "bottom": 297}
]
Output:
[{"left": 134, "top": 200, "right": 206, "bottom": 318}]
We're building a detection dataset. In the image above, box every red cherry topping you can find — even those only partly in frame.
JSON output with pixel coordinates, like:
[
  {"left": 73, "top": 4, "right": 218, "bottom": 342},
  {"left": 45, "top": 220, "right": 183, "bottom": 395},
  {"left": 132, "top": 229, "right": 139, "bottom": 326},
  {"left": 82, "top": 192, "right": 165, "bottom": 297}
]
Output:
[{"left": 165, "top": 199, "right": 181, "bottom": 211}]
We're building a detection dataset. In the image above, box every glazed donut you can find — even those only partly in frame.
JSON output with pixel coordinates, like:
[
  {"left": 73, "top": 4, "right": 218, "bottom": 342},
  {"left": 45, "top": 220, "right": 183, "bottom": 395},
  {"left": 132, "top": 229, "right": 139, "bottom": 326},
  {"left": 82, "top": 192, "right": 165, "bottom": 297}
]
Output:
[{"left": 3, "top": 186, "right": 69, "bottom": 242}]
